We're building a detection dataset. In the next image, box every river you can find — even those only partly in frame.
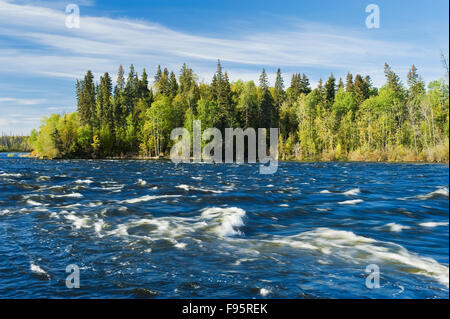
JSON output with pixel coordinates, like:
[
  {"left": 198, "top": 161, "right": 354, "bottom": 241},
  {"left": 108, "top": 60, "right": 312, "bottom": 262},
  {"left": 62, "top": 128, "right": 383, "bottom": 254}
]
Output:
[{"left": 0, "top": 153, "right": 448, "bottom": 298}]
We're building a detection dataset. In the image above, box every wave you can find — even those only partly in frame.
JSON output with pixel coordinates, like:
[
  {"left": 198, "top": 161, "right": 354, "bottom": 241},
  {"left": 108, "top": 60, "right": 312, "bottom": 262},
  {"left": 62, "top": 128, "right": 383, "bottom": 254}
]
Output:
[
  {"left": 418, "top": 187, "right": 449, "bottom": 200},
  {"left": 65, "top": 213, "right": 90, "bottom": 229},
  {"left": 384, "top": 223, "right": 411, "bottom": 232},
  {"left": 419, "top": 221, "right": 449, "bottom": 228},
  {"left": 27, "top": 199, "right": 43, "bottom": 206},
  {"left": 265, "top": 228, "right": 449, "bottom": 287},
  {"left": 0, "top": 209, "right": 11, "bottom": 216},
  {"left": 343, "top": 188, "right": 361, "bottom": 196},
  {"left": 50, "top": 193, "right": 84, "bottom": 198},
  {"left": 259, "top": 288, "right": 271, "bottom": 297},
  {"left": 30, "top": 263, "right": 50, "bottom": 279},
  {"left": 338, "top": 199, "right": 363, "bottom": 205},
  {"left": 0, "top": 172, "right": 22, "bottom": 177},
  {"left": 176, "top": 184, "right": 223, "bottom": 194},
  {"left": 122, "top": 194, "right": 181, "bottom": 204},
  {"left": 75, "top": 179, "right": 93, "bottom": 184},
  {"left": 201, "top": 207, "right": 246, "bottom": 237},
  {"left": 136, "top": 179, "right": 147, "bottom": 186}
]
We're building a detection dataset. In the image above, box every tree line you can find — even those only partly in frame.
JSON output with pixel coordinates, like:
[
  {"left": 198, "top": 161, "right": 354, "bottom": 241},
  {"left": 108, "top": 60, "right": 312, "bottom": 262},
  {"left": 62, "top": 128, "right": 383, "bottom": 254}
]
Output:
[
  {"left": 0, "top": 135, "right": 32, "bottom": 152},
  {"left": 29, "top": 60, "right": 449, "bottom": 162}
]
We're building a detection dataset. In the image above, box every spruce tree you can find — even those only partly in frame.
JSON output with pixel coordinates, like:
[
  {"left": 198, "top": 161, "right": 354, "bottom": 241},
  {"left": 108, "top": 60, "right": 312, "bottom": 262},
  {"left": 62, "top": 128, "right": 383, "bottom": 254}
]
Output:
[
  {"left": 346, "top": 73, "right": 354, "bottom": 93},
  {"left": 300, "top": 73, "right": 312, "bottom": 95},
  {"left": 325, "top": 73, "right": 336, "bottom": 105},
  {"left": 77, "top": 70, "right": 96, "bottom": 126}
]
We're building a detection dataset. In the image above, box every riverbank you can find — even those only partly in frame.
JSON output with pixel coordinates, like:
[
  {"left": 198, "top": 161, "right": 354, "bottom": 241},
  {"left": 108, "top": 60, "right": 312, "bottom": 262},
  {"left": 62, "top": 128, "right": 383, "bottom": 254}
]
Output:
[{"left": 20, "top": 152, "right": 449, "bottom": 164}]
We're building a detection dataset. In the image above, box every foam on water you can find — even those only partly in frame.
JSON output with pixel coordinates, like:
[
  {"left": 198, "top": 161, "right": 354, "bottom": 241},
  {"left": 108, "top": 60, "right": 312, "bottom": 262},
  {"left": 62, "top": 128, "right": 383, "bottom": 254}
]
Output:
[
  {"left": 266, "top": 228, "right": 449, "bottom": 287},
  {"left": 50, "top": 193, "right": 83, "bottom": 198},
  {"left": 343, "top": 188, "right": 361, "bottom": 196},
  {"left": 0, "top": 172, "right": 22, "bottom": 177},
  {"left": 418, "top": 187, "right": 449, "bottom": 199},
  {"left": 136, "top": 179, "right": 147, "bottom": 186},
  {"left": 176, "top": 184, "right": 223, "bottom": 194},
  {"left": 75, "top": 179, "right": 93, "bottom": 184},
  {"left": 122, "top": 194, "right": 181, "bottom": 204},
  {"left": 419, "top": 222, "right": 449, "bottom": 228},
  {"left": 27, "top": 199, "right": 43, "bottom": 206},
  {"left": 260, "top": 288, "right": 271, "bottom": 297},
  {"left": 65, "top": 213, "right": 90, "bottom": 229},
  {"left": 30, "top": 263, "right": 47, "bottom": 275},
  {"left": 338, "top": 199, "right": 364, "bottom": 205},
  {"left": 201, "top": 207, "right": 246, "bottom": 237},
  {"left": 384, "top": 223, "right": 411, "bottom": 232}
]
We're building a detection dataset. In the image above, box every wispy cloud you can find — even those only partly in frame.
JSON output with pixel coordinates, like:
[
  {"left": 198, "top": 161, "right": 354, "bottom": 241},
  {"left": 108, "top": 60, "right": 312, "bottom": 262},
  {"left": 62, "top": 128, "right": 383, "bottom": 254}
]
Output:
[
  {"left": 0, "top": 97, "right": 47, "bottom": 105},
  {"left": 0, "top": 0, "right": 447, "bottom": 134},
  {"left": 0, "top": 0, "right": 442, "bottom": 85}
]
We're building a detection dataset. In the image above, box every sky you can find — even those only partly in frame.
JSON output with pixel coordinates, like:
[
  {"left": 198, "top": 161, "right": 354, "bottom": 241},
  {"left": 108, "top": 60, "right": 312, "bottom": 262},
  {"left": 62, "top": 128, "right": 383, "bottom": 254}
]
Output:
[{"left": 0, "top": 0, "right": 448, "bottom": 134}]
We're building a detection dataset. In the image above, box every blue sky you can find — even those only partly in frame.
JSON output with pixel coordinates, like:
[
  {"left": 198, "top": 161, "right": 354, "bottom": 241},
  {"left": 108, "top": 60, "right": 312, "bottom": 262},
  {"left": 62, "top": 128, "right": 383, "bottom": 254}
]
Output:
[{"left": 0, "top": 0, "right": 448, "bottom": 134}]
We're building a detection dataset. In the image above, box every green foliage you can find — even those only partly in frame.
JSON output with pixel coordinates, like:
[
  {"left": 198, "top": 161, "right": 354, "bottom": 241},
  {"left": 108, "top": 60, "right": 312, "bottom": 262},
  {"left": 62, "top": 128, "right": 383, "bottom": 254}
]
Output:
[
  {"left": 30, "top": 63, "right": 449, "bottom": 162},
  {"left": 0, "top": 135, "right": 32, "bottom": 152}
]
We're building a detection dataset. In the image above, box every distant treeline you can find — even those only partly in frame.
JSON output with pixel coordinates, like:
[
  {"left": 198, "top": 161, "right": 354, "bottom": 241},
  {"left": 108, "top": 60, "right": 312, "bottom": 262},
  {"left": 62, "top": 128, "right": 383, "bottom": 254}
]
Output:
[
  {"left": 29, "top": 60, "right": 449, "bottom": 162},
  {"left": 0, "top": 135, "right": 31, "bottom": 152}
]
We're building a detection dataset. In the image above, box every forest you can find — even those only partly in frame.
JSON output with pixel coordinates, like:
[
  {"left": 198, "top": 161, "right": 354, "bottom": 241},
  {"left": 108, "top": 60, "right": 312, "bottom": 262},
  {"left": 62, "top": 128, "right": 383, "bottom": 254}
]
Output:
[
  {"left": 29, "top": 60, "right": 449, "bottom": 162},
  {"left": 0, "top": 135, "right": 32, "bottom": 152}
]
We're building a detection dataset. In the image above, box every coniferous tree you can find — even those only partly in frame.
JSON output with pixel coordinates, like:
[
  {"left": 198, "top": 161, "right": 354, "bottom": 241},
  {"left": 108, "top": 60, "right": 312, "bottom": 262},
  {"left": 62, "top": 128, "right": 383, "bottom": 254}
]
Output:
[
  {"left": 300, "top": 74, "right": 312, "bottom": 95},
  {"left": 353, "top": 74, "right": 366, "bottom": 105},
  {"left": 97, "top": 72, "right": 113, "bottom": 128},
  {"left": 113, "top": 65, "right": 126, "bottom": 129},
  {"left": 77, "top": 70, "right": 96, "bottom": 126},
  {"left": 346, "top": 73, "right": 354, "bottom": 93},
  {"left": 325, "top": 73, "right": 336, "bottom": 106},
  {"left": 338, "top": 78, "right": 344, "bottom": 91},
  {"left": 274, "top": 68, "right": 285, "bottom": 126},
  {"left": 169, "top": 71, "right": 178, "bottom": 97},
  {"left": 259, "top": 68, "right": 275, "bottom": 128}
]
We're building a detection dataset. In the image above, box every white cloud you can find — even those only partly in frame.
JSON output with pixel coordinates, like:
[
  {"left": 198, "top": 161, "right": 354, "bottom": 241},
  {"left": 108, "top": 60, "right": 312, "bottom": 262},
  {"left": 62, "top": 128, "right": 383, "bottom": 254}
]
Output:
[
  {"left": 0, "top": 0, "right": 444, "bottom": 87},
  {"left": 0, "top": 97, "right": 47, "bottom": 105}
]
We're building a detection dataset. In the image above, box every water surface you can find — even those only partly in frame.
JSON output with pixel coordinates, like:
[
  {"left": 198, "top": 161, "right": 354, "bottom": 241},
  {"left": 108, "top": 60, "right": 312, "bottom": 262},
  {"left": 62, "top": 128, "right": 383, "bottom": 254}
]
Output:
[{"left": 0, "top": 153, "right": 448, "bottom": 298}]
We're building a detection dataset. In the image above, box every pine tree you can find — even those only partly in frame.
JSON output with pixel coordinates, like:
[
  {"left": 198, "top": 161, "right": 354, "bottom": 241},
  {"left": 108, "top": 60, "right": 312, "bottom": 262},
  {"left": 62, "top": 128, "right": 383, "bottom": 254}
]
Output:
[
  {"left": 353, "top": 74, "right": 366, "bottom": 105},
  {"left": 274, "top": 69, "right": 285, "bottom": 126},
  {"left": 259, "top": 68, "right": 275, "bottom": 128},
  {"left": 384, "top": 63, "right": 403, "bottom": 93},
  {"left": 169, "top": 71, "right": 178, "bottom": 97},
  {"left": 300, "top": 74, "right": 312, "bottom": 95},
  {"left": 113, "top": 65, "right": 125, "bottom": 128},
  {"left": 325, "top": 73, "right": 336, "bottom": 105},
  {"left": 338, "top": 78, "right": 344, "bottom": 91},
  {"left": 77, "top": 70, "right": 96, "bottom": 126},
  {"left": 346, "top": 73, "right": 354, "bottom": 93},
  {"left": 155, "top": 65, "right": 162, "bottom": 83},
  {"left": 97, "top": 72, "right": 113, "bottom": 128}
]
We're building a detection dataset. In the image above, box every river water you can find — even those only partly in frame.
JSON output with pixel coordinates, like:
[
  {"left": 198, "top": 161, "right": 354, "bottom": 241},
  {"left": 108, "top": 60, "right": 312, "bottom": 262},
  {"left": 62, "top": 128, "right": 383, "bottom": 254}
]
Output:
[{"left": 0, "top": 153, "right": 448, "bottom": 298}]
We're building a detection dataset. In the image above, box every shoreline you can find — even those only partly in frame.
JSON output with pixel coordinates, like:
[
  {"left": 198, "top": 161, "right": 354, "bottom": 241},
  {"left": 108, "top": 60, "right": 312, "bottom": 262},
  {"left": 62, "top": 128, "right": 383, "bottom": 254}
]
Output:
[{"left": 10, "top": 152, "right": 449, "bottom": 164}]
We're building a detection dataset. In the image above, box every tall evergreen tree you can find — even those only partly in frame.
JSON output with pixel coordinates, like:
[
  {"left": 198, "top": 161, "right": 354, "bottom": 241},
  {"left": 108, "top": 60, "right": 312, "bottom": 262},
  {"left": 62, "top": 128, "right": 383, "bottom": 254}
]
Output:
[
  {"left": 259, "top": 68, "right": 275, "bottom": 128},
  {"left": 325, "top": 73, "right": 336, "bottom": 105},
  {"left": 300, "top": 73, "right": 312, "bottom": 95},
  {"left": 169, "top": 71, "right": 178, "bottom": 97},
  {"left": 274, "top": 68, "right": 285, "bottom": 125},
  {"left": 77, "top": 70, "right": 96, "bottom": 126},
  {"left": 97, "top": 72, "right": 113, "bottom": 128},
  {"left": 345, "top": 73, "right": 354, "bottom": 93}
]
